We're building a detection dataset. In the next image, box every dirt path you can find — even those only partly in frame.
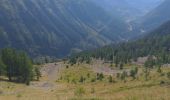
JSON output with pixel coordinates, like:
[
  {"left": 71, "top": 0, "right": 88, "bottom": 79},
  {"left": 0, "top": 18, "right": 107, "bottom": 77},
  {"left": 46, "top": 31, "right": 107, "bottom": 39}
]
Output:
[
  {"left": 30, "top": 62, "right": 64, "bottom": 91},
  {"left": 41, "top": 62, "right": 63, "bottom": 81},
  {"left": 30, "top": 61, "right": 129, "bottom": 90}
]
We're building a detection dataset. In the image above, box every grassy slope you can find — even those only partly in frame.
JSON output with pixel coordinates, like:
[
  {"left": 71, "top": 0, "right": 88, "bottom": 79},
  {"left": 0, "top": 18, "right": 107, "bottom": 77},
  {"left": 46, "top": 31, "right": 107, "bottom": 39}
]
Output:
[{"left": 0, "top": 62, "right": 170, "bottom": 100}]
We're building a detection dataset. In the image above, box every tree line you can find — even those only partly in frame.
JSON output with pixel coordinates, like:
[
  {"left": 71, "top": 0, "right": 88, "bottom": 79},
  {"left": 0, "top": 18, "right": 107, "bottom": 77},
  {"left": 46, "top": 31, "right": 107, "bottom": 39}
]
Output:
[
  {"left": 69, "top": 26, "right": 170, "bottom": 68},
  {"left": 0, "top": 48, "right": 40, "bottom": 85}
]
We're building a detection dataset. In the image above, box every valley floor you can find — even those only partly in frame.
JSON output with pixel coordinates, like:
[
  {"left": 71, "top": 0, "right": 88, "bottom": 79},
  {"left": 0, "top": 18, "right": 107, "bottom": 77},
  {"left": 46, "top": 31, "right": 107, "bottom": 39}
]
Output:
[{"left": 0, "top": 61, "right": 170, "bottom": 100}]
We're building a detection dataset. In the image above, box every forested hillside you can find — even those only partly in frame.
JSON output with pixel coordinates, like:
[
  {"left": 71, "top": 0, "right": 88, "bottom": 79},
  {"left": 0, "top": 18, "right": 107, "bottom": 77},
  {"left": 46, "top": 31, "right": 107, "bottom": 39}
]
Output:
[
  {"left": 1, "top": 1, "right": 170, "bottom": 99},
  {"left": 70, "top": 21, "right": 170, "bottom": 66},
  {"left": 0, "top": 0, "right": 136, "bottom": 57},
  {"left": 0, "top": 0, "right": 167, "bottom": 58}
]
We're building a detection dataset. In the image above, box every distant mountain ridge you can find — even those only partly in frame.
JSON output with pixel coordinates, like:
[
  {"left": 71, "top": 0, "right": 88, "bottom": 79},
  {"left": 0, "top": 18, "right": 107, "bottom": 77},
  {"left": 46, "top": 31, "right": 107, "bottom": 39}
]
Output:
[
  {"left": 71, "top": 21, "right": 170, "bottom": 65},
  {"left": 140, "top": 0, "right": 170, "bottom": 31},
  {"left": 0, "top": 0, "right": 166, "bottom": 57},
  {"left": 92, "top": 0, "right": 140, "bottom": 20},
  {"left": 0, "top": 0, "right": 132, "bottom": 57},
  {"left": 126, "top": 0, "right": 163, "bottom": 14}
]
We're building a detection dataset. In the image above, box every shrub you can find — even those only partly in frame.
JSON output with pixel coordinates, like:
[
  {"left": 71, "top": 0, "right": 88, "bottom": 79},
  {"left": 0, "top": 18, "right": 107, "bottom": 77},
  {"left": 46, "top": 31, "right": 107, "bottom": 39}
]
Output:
[
  {"left": 87, "top": 73, "right": 90, "bottom": 78},
  {"left": 120, "top": 71, "right": 127, "bottom": 82},
  {"left": 0, "top": 90, "right": 3, "bottom": 95},
  {"left": 108, "top": 75, "right": 113, "bottom": 83},
  {"left": 116, "top": 73, "right": 120, "bottom": 79},
  {"left": 91, "top": 87, "right": 95, "bottom": 94},
  {"left": 157, "top": 66, "right": 162, "bottom": 73},
  {"left": 34, "top": 67, "right": 41, "bottom": 81},
  {"left": 167, "top": 72, "right": 170, "bottom": 79},
  {"left": 17, "top": 94, "right": 22, "bottom": 98},
  {"left": 91, "top": 78, "right": 96, "bottom": 82},
  {"left": 160, "top": 80, "right": 165, "bottom": 85},
  {"left": 97, "top": 73, "right": 104, "bottom": 81},
  {"left": 130, "top": 67, "right": 138, "bottom": 80},
  {"left": 74, "top": 87, "right": 86, "bottom": 96},
  {"left": 79, "top": 76, "right": 85, "bottom": 83},
  {"left": 119, "top": 63, "right": 124, "bottom": 70},
  {"left": 72, "top": 79, "right": 77, "bottom": 84},
  {"left": 66, "top": 65, "right": 69, "bottom": 69}
]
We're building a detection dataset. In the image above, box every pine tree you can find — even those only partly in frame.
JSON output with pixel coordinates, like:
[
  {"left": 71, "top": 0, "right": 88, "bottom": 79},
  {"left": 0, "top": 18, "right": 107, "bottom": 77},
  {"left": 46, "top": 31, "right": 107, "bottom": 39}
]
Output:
[
  {"left": 119, "top": 63, "right": 124, "bottom": 70},
  {"left": 0, "top": 59, "right": 6, "bottom": 76},
  {"left": 1, "top": 48, "right": 17, "bottom": 81},
  {"left": 130, "top": 67, "right": 138, "bottom": 80},
  {"left": 1, "top": 48, "right": 33, "bottom": 85},
  {"left": 18, "top": 52, "right": 33, "bottom": 85}
]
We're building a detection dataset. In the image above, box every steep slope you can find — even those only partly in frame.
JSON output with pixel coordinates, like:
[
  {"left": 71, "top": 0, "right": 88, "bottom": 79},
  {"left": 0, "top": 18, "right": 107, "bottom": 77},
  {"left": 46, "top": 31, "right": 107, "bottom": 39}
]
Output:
[
  {"left": 126, "top": 0, "right": 163, "bottom": 14},
  {"left": 92, "top": 0, "right": 163, "bottom": 41},
  {"left": 0, "top": 0, "right": 131, "bottom": 57},
  {"left": 94, "top": 0, "right": 164, "bottom": 21},
  {"left": 92, "top": 0, "right": 140, "bottom": 20},
  {"left": 140, "top": 0, "right": 170, "bottom": 31},
  {"left": 71, "top": 21, "right": 170, "bottom": 64}
]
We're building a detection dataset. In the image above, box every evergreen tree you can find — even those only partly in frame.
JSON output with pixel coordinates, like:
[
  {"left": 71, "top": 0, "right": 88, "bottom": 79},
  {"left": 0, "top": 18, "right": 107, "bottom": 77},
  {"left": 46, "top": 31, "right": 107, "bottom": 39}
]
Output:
[
  {"left": 1, "top": 48, "right": 17, "bottom": 81},
  {"left": 119, "top": 63, "right": 124, "bottom": 70},
  {"left": 0, "top": 59, "right": 6, "bottom": 76},
  {"left": 130, "top": 67, "right": 138, "bottom": 80},
  {"left": 97, "top": 73, "right": 104, "bottom": 81},
  {"left": 130, "top": 70, "right": 135, "bottom": 79},
  {"left": 35, "top": 67, "right": 41, "bottom": 81},
  {"left": 14, "top": 52, "right": 33, "bottom": 85},
  {"left": 1, "top": 48, "right": 33, "bottom": 85}
]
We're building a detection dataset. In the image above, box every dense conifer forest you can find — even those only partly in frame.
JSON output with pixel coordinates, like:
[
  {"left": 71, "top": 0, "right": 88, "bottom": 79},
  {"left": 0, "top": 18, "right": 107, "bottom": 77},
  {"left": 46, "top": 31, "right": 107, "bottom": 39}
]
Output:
[{"left": 69, "top": 21, "right": 170, "bottom": 67}]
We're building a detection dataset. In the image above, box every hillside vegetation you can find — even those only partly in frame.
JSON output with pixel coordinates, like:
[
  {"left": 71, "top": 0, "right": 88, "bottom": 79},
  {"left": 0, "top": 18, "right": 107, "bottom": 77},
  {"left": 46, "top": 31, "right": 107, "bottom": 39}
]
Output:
[
  {"left": 0, "top": 0, "right": 135, "bottom": 57},
  {"left": 70, "top": 21, "right": 170, "bottom": 67},
  {"left": 0, "top": 48, "right": 40, "bottom": 85},
  {"left": 0, "top": 61, "right": 170, "bottom": 100},
  {"left": 0, "top": 0, "right": 170, "bottom": 100}
]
